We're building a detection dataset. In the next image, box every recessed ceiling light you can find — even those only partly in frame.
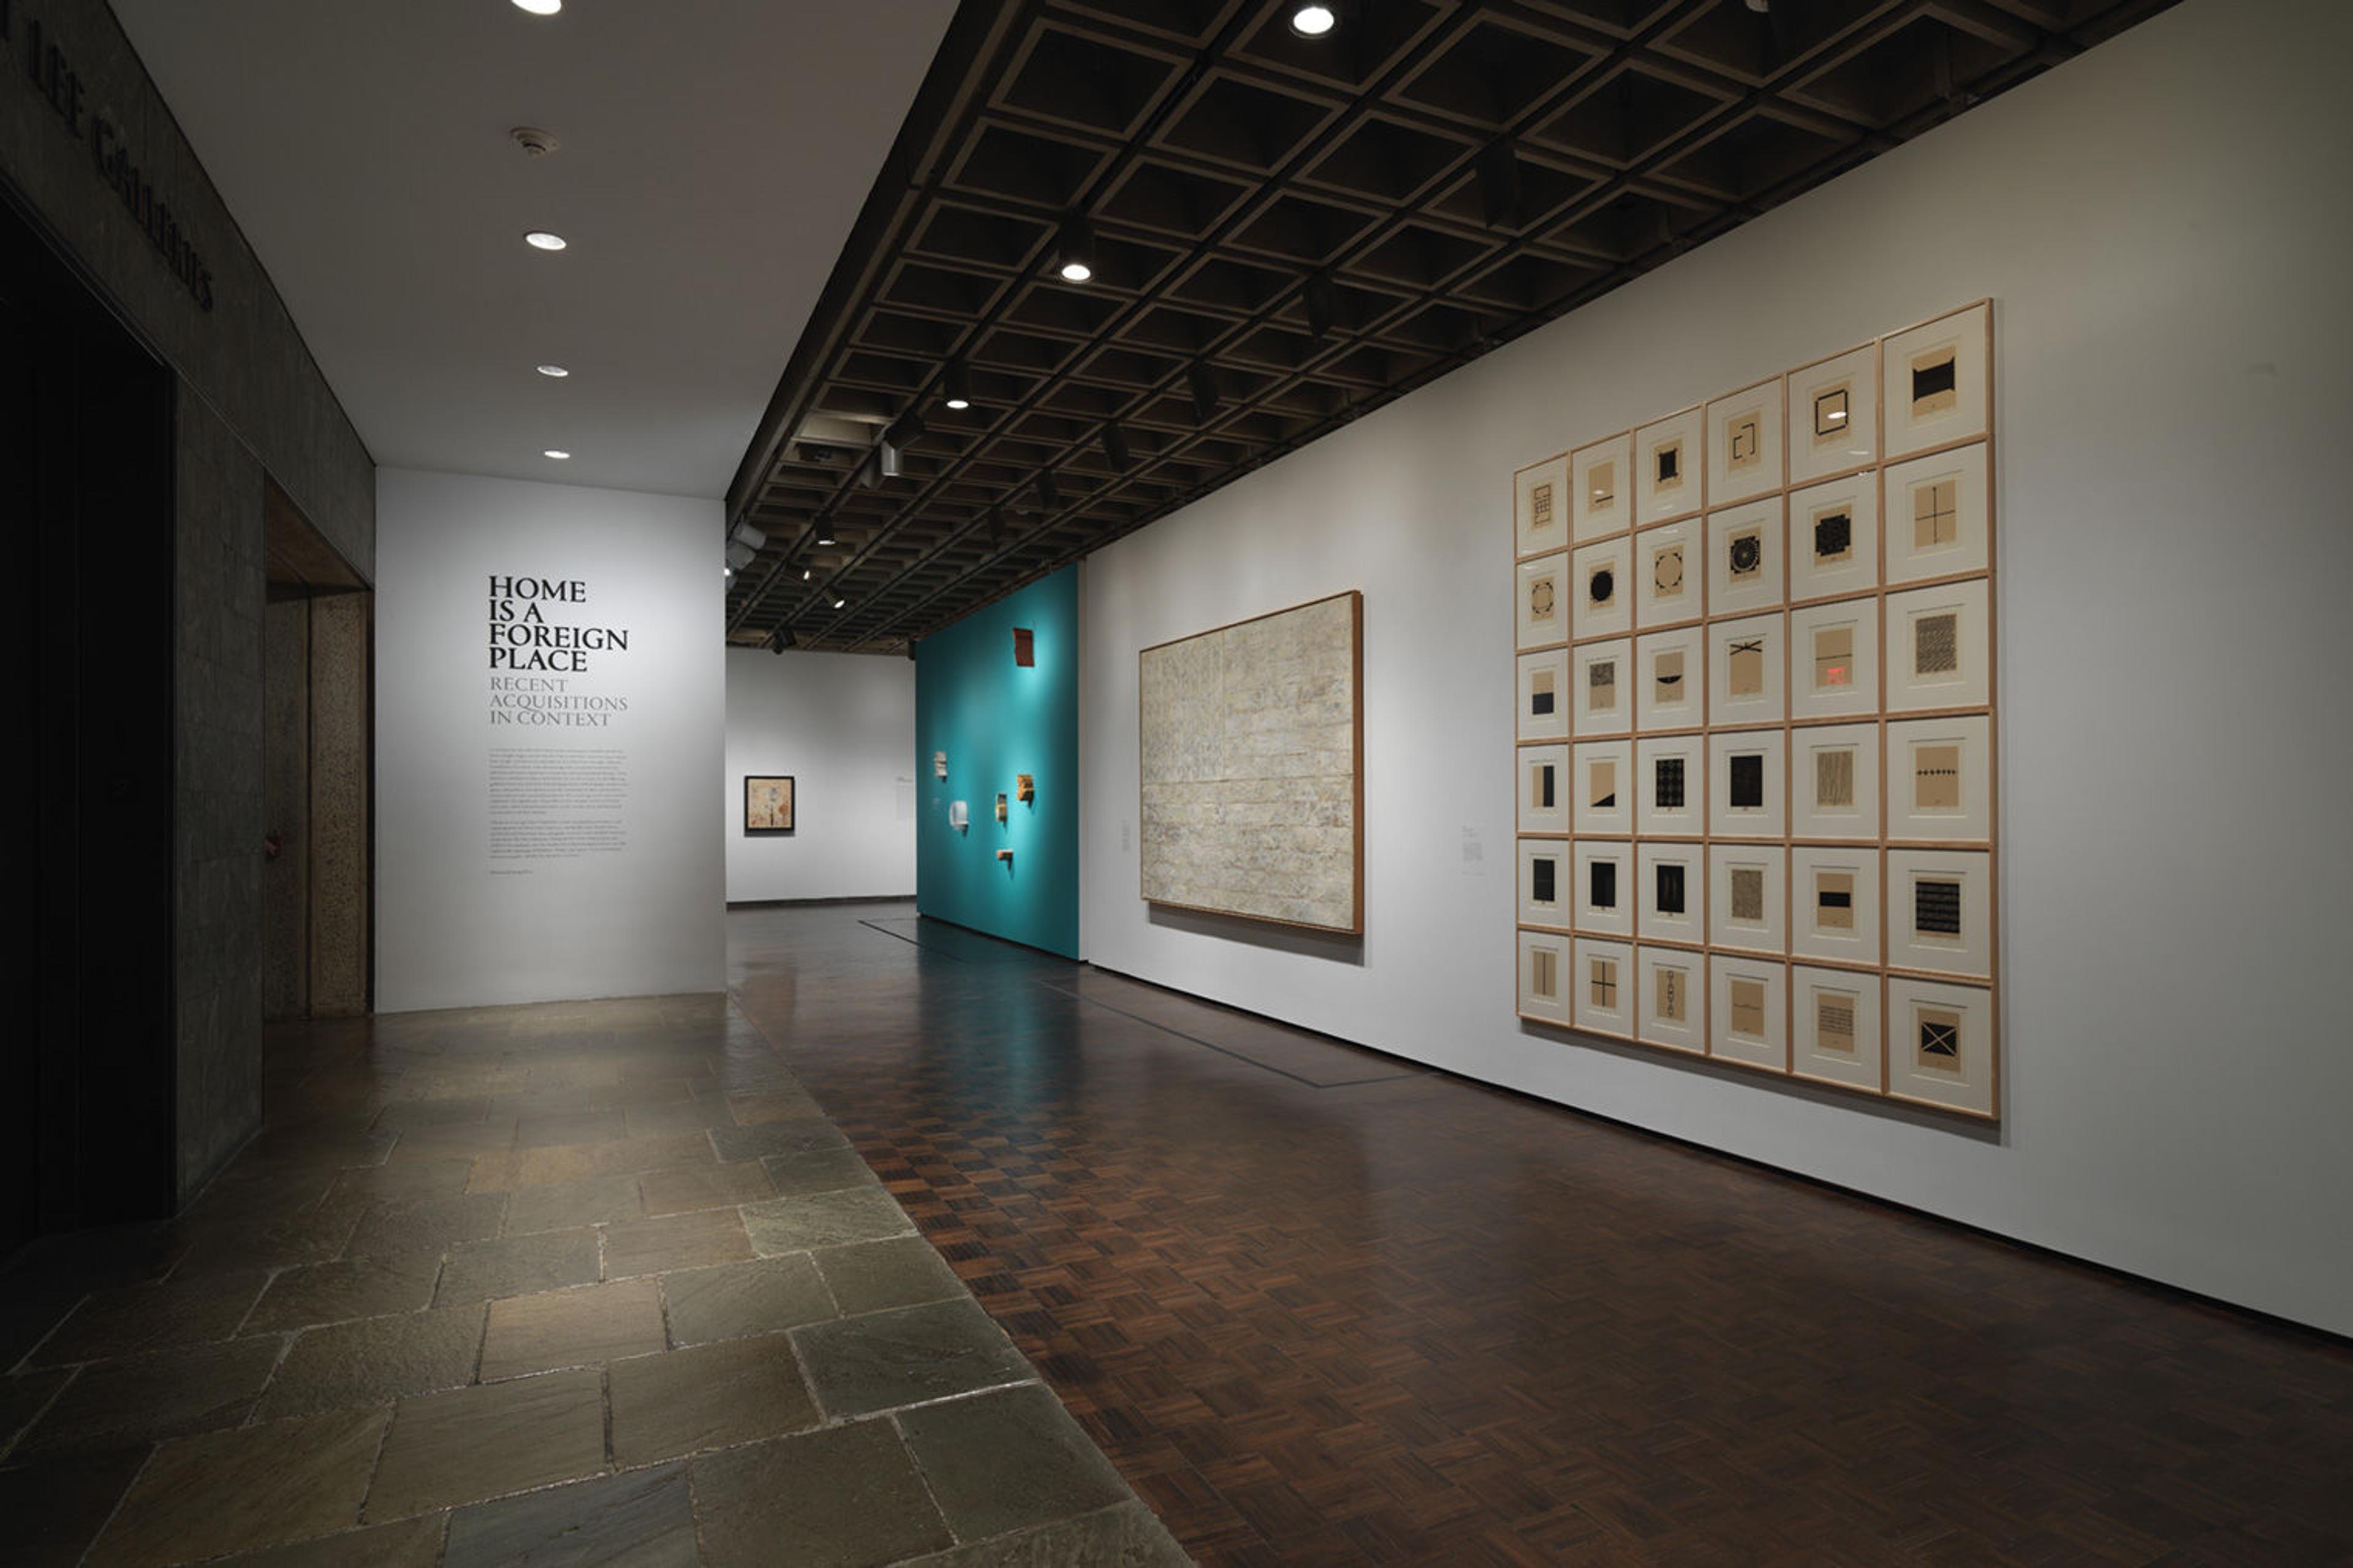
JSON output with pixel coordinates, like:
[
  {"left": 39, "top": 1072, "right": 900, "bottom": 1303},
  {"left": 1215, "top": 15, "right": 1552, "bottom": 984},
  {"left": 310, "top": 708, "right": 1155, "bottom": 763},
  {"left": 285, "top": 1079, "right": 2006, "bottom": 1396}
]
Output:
[
  {"left": 801, "top": 569, "right": 812, "bottom": 581},
  {"left": 543, "top": 449, "right": 570, "bottom": 460},
  {"left": 833, "top": 597, "right": 847, "bottom": 610},
  {"left": 536, "top": 363, "right": 569, "bottom": 378},
  {"left": 513, "top": 0, "right": 562, "bottom": 15},
  {"left": 1289, "top": 4, "right": 1336, "bottom": 37},
  {"left": 524, "top": 230, "right": 567, "bottom": 251}
]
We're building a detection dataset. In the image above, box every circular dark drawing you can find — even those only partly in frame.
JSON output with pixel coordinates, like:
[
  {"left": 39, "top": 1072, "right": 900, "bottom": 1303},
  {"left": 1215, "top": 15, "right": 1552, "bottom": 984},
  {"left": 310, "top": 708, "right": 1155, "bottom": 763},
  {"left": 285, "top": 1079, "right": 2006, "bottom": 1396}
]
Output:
[
  {"left": 1728, "top": 534, "right": 1762, "bottom": 576},
  {"left": 1589, "top": 567, "right": 1615, "bottom": 605}
]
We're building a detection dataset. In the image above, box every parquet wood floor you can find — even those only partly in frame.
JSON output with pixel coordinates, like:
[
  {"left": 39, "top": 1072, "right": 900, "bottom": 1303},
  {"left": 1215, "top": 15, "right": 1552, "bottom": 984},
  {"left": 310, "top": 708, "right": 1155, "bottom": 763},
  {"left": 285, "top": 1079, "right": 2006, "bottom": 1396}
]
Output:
[{"left": 731, "top": 905, "right": 2353, "bottom": 1567}]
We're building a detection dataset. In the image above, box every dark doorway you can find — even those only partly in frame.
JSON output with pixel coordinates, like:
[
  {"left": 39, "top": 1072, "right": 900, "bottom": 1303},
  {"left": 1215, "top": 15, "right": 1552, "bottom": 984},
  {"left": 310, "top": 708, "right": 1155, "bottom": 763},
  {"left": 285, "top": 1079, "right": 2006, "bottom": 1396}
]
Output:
[{"left": 1, "top": 192, "right": 179, "bottom": 1257}]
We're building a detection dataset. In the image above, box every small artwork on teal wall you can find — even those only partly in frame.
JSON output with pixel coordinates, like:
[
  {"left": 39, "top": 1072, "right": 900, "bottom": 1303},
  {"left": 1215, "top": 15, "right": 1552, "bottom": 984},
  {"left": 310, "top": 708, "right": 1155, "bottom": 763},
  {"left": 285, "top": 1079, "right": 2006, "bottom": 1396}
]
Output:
[{"left": 914, "top": 566, "right": 1079, "bottom": 958}]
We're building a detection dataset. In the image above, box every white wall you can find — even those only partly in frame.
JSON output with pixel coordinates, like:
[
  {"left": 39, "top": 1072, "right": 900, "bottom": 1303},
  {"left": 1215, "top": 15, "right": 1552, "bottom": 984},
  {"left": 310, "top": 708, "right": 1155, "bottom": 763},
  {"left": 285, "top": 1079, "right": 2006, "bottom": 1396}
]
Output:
[
  {"left": 1078, "top": 0, "right": 2353, "bottom": 1335},
  {"left": 377, "top": 469, "right": 726, "bottom": 1010},
  {"left": 725, "top": 648, "right": 915, "bottom": 902}
]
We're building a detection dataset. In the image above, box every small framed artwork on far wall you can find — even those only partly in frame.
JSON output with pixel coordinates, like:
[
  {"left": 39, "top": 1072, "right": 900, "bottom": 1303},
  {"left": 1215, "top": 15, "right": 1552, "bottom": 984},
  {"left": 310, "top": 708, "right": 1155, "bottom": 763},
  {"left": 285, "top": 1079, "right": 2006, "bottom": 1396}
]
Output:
[{"left": 745, "top": 775, "right": 795, "bottom": 833}]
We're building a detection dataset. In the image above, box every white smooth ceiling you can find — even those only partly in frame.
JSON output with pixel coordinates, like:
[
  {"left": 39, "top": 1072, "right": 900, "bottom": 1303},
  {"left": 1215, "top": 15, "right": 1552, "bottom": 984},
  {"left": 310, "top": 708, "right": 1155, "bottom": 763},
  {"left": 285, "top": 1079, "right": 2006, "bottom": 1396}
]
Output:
[{"left": 111, "top": 0, "right": 957, "bottom": 499}]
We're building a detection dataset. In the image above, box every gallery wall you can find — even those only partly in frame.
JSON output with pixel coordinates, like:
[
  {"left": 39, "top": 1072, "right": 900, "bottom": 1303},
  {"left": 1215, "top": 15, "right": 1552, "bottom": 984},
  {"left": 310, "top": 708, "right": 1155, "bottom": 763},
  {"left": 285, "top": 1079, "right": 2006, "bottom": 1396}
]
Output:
[
  {"left": 377, "top": 469, "right": 726, "bottom": 1011},
  {"left": 1077, "top": 0, "right": 2353, "bottom": 1335},
  {"left": 725, "top": 647, "right": 916, "bottom": 903},
  {"left": 916, "top": 566, "right": 1080, "bottom": 958}
]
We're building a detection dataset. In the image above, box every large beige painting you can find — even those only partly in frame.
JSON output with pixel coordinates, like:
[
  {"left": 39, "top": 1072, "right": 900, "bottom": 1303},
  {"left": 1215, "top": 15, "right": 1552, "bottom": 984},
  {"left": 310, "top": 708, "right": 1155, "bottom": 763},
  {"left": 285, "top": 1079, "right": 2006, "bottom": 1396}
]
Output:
[{"left": 1139, "top": 591, "right": 1362, "bottom": 933}]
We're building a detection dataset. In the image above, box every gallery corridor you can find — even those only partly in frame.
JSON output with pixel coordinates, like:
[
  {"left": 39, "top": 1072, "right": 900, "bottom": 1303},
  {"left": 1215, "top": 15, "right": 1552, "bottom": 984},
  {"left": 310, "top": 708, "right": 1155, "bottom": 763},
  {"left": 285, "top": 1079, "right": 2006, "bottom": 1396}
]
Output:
[{"left": 730, "top": 906, "right": 2353, "bottom": 1566}]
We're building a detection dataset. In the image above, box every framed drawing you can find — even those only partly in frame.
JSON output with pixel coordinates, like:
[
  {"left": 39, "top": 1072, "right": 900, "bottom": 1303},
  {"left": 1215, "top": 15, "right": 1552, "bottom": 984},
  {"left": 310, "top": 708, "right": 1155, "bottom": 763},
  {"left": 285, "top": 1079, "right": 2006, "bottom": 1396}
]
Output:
[
  {"left": 1515, "top": 453, "right": 1569, "bottom": 559},
  {"left": 1882, "top": 301, "right": 1990, "bottom": 460},
  {"left": 1572, "top": 433, "right": 1632, "bottom": 542},
  {"left": 1787, "top": 598, "right": 1879, "bottom": 723},
  {"left": 1787, "top": 473, "right": 1878, "bottom": 605},
  {"left": 1706, "top": 498, "right": 1784, "bottom": 617},
  {"left": 1516, "top": 552, "right": 1568, "bottom": 650},
  {"left": 1517, "top": 838, "right": 1571, "bottom": 930},
  {"left": 1518, "top": 929, "right": 1572, "bottom": 1024},
  {"left": 1634, "top": 624, "right": 1706, "bottom": 734},
  {"left": 1571, "top": 738, "right": 1634, "bottom": 838},
  {"left": 1518, "top": 744, "right": 1571, "bottom": 835},
  {"left": 1885, "top": 715, "right": 1991, "bottom": 844},
  {"left": 1706, "top": 844, "right": 1785, "bottom": 956},
  {"left": 1707, "top": 728, "right": 1786, "bottom": 840},
  {"left": 1786, "top": 341, "right": 1877, "bottom": 486},
  {"left": 1884, "top": 442, "right": 1990, "bottom": 586},
  {"left": 1789, "top": 845, "right": 1881, "bottom": 968},
  {"left": 1140, "top": 591, "right": 1363, "bottom": 933},
  {"left": 1633, "top": 406, "right": 1706, "bottom": 525},
  {"left": 1708, "top": 955, "right": 1787, "bottom": 1071},
  {"left": 1572, "top": 937, "right": 1635, "bottom": 1036},
  {"left": 744, "top": 775, "right": 795, "bottom": 833},
  {"left": 1792, "top": 966, "right": 1882, "bottom": 1091},
  {"left": 1706, "top": 377, "right": 1784, "bottom": 506},
  {"left": 1790, "top": 721, "right": 1881, "bottom": 841},
  {"left": 1513, "top": 301, "right": 1998, "bottom": 1119},
  {"left": 1886, "top": 976, "right": 1995, "bottom": 1115},
  {"left": 1636, "top": 946, "right": 1707, "bottom": 1053},
  {"left": 1572, "top": 840, "right": 1633, "bottom": 938}
]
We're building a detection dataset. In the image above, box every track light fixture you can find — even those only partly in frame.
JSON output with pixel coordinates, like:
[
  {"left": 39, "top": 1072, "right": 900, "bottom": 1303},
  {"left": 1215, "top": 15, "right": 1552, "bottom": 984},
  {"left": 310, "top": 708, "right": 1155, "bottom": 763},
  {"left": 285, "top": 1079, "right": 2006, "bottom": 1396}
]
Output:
[
  {"left": 941, "top": 360, "right": 972, "bottom": 411},
  {"left": 1477, "top": 140, "right": 1523, "bottom": 230},
  {"left": 1187, "top": 362, "right": 1222, "bottom": 425},
  {"left": 814, "top": 518, "right": 838, "bottom": 547},
  {"left": 1053, "top": 214, "right": 1096, "bottom": 284},
  {"left": 729, "top": 520, "right": 766, "bottom": 552},
  {"left": 1303, "top": 270, "right": 1337, "bottom": 341},
  {"left": 1101, "top": 421, "right": 1131, "bottom": 472},
  {"left": 770, "top": 626, "right": 795, "bottom": 654},
  {"left": 726, "top": 540, "right": 756, "bottom": 570}
]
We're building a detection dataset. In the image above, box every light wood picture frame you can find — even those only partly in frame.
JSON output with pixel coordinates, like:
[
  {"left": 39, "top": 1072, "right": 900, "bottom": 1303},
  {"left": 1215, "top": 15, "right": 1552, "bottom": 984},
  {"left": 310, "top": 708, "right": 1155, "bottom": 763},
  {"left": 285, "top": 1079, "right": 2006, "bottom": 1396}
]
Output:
[
  {"left": 1708, "top": 955, "right": 1788, "bottom": 1071},
  {"left": 1636, "top": 945, "right": 1708, "bottom": 1054},
  {"left": 1707, "top": 377, "right": 1784, "bottom": 506},
  {"left": 1787, "top": 341, "right": 1879, "bottom": 486},
  {"left": 1571, "top": 433, "right": 1631, "bottom": 542},
  {"left": 1515, "top": 453, "right": 1570, "bottom": 559},
  {"left": 1882, "top": 301, "right": 1991, "bottom": 460}
]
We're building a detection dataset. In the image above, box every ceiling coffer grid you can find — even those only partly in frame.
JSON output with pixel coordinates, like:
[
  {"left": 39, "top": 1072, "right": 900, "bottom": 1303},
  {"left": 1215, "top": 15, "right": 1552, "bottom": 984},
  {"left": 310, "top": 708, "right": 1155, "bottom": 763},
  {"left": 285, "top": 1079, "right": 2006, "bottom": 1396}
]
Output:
[{"left": 723, "top": 0, "right": 2173, "bottom": 653}]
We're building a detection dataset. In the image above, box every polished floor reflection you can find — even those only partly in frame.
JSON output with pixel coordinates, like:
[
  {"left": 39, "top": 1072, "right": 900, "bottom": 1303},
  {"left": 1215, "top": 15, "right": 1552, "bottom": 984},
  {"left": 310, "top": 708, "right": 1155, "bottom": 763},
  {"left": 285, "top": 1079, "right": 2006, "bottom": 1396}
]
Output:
[
  {"left": 732, "top": 905, "right": 2353, "bottom": 1567},
  {"left": 0, "top": 985, "right": 1179, "bottom": 1566}
]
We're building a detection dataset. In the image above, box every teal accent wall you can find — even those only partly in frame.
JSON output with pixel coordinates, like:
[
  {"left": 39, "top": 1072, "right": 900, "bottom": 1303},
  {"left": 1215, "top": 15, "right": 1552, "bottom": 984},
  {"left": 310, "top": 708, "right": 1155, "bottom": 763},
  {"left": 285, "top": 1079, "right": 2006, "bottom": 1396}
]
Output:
[{"left": 915, "top": 567, "right": 1079, "bottom": 957}]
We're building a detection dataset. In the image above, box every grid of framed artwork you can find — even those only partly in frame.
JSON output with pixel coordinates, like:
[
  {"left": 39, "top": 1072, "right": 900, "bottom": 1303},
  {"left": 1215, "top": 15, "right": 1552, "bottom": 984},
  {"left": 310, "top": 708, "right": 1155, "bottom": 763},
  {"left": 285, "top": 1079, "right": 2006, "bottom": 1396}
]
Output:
[{"left": 1512, "top": 301, "right": 1999, "bottom": 1118}]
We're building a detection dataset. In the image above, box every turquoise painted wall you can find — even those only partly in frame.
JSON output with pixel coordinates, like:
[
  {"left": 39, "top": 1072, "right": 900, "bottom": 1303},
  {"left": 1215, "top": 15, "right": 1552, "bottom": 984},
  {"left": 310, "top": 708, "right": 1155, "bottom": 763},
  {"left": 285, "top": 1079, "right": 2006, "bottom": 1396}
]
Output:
[{"left": 914, "top": 567, "right": 1079, "bottom": 957}]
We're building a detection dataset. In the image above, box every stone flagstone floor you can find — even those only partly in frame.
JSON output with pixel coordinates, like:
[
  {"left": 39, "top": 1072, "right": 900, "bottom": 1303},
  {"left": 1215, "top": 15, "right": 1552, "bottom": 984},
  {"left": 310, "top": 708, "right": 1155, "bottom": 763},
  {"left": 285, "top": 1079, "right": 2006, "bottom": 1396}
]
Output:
[{"left": 0, "top": 990, "right": 1186, "bottom": 1566}]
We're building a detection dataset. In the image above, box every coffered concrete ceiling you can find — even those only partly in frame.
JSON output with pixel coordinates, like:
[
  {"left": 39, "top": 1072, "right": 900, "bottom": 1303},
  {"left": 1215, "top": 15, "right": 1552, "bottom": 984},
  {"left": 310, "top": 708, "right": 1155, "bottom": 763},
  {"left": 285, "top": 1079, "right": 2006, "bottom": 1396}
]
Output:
[{"left": 111, "top": 0, "right": 958, "bottom": 500}]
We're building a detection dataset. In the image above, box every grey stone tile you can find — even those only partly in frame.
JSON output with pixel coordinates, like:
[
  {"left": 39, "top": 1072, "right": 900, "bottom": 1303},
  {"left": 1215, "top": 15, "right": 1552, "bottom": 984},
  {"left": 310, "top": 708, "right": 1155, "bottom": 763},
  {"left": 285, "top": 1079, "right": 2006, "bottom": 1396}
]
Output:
[
  {"left": 0, "top": 1445, "right": 153, "bottom": 1568},
  {"left": 896, "top": 1502, "right": 1192, "bottom": 1567},
  {"left": 620, "top": 1097, "right": 736, "bottom": 1138},
  {"left": 435, "top": 1229, "right": 599, "bottom": 1306},
  {"left": 171, "top": 1206, "right": 365, "bottom": 1276},
  {"left": 479, "top": 1280, "right": 665, "bottom": 1381},
  {"left": 602, "top": 1210, "right": 753, "bottom": 1279},
  {"left": 0, "top": 1366, "right": 71, "bottom": 1460},
  {"left": 254, "top": 1305, "right": 485, "bottom": 1421},
  {"left": 792, "top": 1299, "right": 1033, "bottom": 1420},
  {"left": 724, "top": 1085, "right": 827, "bottom": 1124},
  {"left": 609, "top": 1332, "right": 820, "bottom": 1466},
  {"left": 26, "top": 1268, "right": 272, "bottom": 1366},
  {"left": 711, "top": 1118, "right": 852, "bottom": 1163},
  {"left": 760, "top": 1146, "right": 879, "bottom": 1197},
  {"left": 365, "top": 1368, "right": 607, "bottom": 1520},
  {"left": 346, "top": 1192, "right": 507, "bottom": 1268},
  {"left": 662, "top": 1255, "right": 837, "bottom": 1347},
  {"left": 501, "top": 1173, "right": 645, "bottom": 1237},
  {"left": 444, "top": 1464, "right": 694, "bottom": 1567},
  {"left": 211, "top": 1514, "right": 449, "bottom": 1566},
  {"left": 515, "top": 1110, "right": 627, "bottom": 1149},
  {"left": 324, "top": 1157, "right": 477, "bottom": 1205},
  {"left": 689, "top": 1418, "right": 953, "bottom": 1568},
  {"left": 897, "top": 1384, "right": 1136, "bottom": 1545},
  {"left": 243, "top": 1256, "right": 439, "bottom": 1332},
  {"left": 638, "top": 1159, "right": 773, "bottom": 1216},
  {"left": 812, "top": 1237, "right": 966, "bottom": 1317},
  {"left": 742, "top": 1186, "right": 915, "bottom": 1256},
  {"left": 85, "top": 1406, "right": 390, "bottom": 1567},
  {"left": 17, "top": 1336, "right": 282, "bottom": 1457}
]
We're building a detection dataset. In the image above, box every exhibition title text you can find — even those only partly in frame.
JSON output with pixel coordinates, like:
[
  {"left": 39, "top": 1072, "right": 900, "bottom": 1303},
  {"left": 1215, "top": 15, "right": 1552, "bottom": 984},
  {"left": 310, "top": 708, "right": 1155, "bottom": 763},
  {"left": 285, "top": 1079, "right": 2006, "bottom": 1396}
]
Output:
[{"left": 488, "top": 575, "right": 631, "bottom": 672}]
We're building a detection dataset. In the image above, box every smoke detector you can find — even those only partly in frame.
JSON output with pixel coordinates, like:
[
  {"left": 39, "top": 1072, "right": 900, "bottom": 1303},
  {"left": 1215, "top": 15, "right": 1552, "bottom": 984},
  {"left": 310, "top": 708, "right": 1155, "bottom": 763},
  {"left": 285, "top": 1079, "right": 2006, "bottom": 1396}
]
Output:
[{"left": 510, "top": 126, "right": 561, "bottom": 157}]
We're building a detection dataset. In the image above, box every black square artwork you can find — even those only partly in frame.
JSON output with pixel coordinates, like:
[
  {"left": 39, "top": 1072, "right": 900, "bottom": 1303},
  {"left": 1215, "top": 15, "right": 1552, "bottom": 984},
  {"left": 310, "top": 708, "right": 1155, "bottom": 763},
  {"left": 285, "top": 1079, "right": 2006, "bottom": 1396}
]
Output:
[
  {"left": 1532, "top": 857, "right": 1556, "bottom": 905},
  {"left": 1657, "top": 445, "right": 1680, "bottom": 484},
  {"left": 1591, "top": 860, "right": 1616, "bottom": 909},
  {"left": 1919, "top": 1019, "right": 1959, "bottom": 1058},
  {"left": 1913, "top": 357, "right": 1957, "bottom": 405},
  {"left": 1819, "top": 885, "right": 1853, "bottom": 913},
  {"left": 1654, "top": 757, "right": 1685, "bottom": 809},
  {"left": 1656, "top": 863, "right": 1685, "bottom": 915},
  {"left": 1531, "top": 687, "right": 1554, "bottom": 716},
  {"left": 1729, "top": 754, "right": 1764, "bottom": 809},
  {"left": 1538, "top": 765, "right": 1555, "bottom": 809},
  {"left": 1915, "top": 878, "right": 1962, "bottom": 936},
  {"left": 1814, "top": 510, "right": 1851, "bottom": 560}
]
